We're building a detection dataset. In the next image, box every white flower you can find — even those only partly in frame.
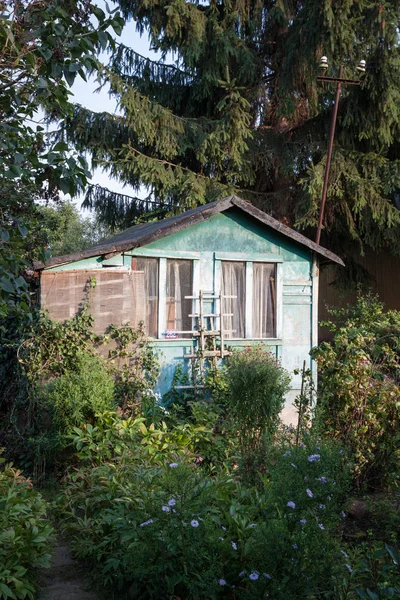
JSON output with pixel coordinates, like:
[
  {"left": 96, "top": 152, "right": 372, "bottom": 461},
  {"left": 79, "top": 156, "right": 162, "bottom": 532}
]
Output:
[
  {"left": 169, "top": 462, "right": 178, "bottom": 468},
  {"left": 190, "top": 519, "right": 199, "bottom": 528},
  {"left": 249, "top": 523, "right": 257, "bottom": 528},
  {"left": 231, "top": 541, "right": 237, "bottom": 550},
  {"left": 221, "top": 526, "right": 227, "bottom": 531},
  {"left": 162, "top": 505, "right": 171, "bottom": 512},
  {"left": 168, "top": 498, "right": 176, "bottom": 507},
  {"left": 249, "top": 571, "right": 259, "bottom": 581}
]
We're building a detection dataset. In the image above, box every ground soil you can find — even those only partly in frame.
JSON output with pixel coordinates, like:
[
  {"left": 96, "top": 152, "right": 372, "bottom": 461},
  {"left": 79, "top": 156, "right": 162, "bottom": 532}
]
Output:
[{"left": 38, "top": 538, "right": 98, "bottom": 600}]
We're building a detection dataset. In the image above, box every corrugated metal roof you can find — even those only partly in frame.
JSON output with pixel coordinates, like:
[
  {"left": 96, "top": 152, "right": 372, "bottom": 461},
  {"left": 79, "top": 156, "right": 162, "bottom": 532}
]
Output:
[{"left": 38, "top": 195, "right": 345, "bottom": 269}]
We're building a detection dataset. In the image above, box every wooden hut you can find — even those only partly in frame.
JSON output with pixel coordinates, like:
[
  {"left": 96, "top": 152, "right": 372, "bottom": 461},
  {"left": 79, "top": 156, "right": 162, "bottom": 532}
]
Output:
[{"left": 37, "top": 195, "right": 344, "bottom": 423}]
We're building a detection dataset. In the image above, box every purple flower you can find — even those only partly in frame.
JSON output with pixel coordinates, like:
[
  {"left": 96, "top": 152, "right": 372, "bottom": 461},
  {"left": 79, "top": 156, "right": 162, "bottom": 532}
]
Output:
[
  {"left": 219, "top": 579, "right": 227, "bottom": 586},
  {"left": 345, "top": 564, "right": 353, "bottom": 573},
  {"left": 291, "top": 463, "right": 298, "bottom": 469},
  {"left": 317, "top": 476, "right": 328, "bottom": 483},
  {"left": 162, "top": 505, "right": 171, "bottom": 512},
  {"left": 300, "top": 519, "right": 307, "bottom": 525},
  {"left": 221, "top": 526, "right": 227, "bottom": 531},
  {"left": 168, "top": 498, "right": 176, "bottom": 507},
  {"left": 318, "top": 523, "right": 325, "bottom": 530},
  {"left": 287, "top": 501, "right": 296, "bottom": 509},
  {"left": 231, "top": 541, "right": 237, "bottom": 551},
  {"left": 283, "top": 451, "right": 291, "bottom": 457},
  {"left": 139, "top": 519, "right": 154, "bottom": 527},
  {"left": 341, "top": 550, "right": 349, "bottom": 558},
  {"left": 306, "top": 488, "right": 313, "bottom": 498},
  {"left": 191, "top": 519, "right": 199, "bottom": 528},
  {"left": 249, "top": 571, "right": 259, "bottom": 581},
  {"left": 249, "top": 523, "right": 257, "bottom": 528},
  {"left": 263, "top": 573, "right": 272, "bottom": 580},
  {"left": 292, "top": 543, "right": 298, "bottom": 550},
  {"left": 169, "top": 462, "right": 178, "bottom": 468},
  {"left": 341, "top": 511, "right": 346, "bottom": 518},
  {"left": 239, "top": 571, "right": 246, "bottom": 578},
  {"left": 308, "top": 454, "right": 321, "bottom": 463},
  {"left": 300, "top": 443, "right": 306, "bottom": 448},
  {"left": 319, "top": 504, "right": 326, "bottom": 510}
]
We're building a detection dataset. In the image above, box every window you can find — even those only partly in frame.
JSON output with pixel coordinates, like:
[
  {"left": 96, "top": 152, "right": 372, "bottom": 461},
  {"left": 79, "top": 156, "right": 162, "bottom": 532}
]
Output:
[
  {"left": 132, "top": 257, "right": 158, "bottom": 337},
  {"left": 166, "top": 259, "right": 193, "bottom": 337},
  {"left": 221, "top": 261, "right": 276, "bottom": 339},
  {"left": 221, "top": 261, "right": 245, "bottom": 338},
  {"left": 252, "top": 263, "right": 276, "bottom": 338}
]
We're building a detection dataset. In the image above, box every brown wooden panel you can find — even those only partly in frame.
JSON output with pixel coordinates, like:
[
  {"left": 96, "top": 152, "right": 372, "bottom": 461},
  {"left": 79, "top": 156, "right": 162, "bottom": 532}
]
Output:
[{"left": 41, "top": 269, "right": 145, "bottom": 334}]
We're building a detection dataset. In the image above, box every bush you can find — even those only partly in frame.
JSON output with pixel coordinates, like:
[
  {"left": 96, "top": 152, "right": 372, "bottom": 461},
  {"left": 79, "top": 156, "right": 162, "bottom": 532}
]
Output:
[
  {"left": 226, "top": 346, "right": 291, "bottom": 445},
  {"left": 0, "top": 458, "right": 53, "bottom": 599},
  {"left": 39, "top": 351, "right": 116, "bottom": 434},
  {"left": 55, "top": 420, "right": 351, "bottom": 599},
  {"left": 312, "top": 295, "right": 400, "bottom": 488}
]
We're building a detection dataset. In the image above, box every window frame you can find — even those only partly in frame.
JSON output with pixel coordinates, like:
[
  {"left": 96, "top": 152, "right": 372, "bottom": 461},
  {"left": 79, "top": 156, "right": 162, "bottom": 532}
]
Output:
[{"left": 219, "top": 259, "right": 281, "bottom": 340}]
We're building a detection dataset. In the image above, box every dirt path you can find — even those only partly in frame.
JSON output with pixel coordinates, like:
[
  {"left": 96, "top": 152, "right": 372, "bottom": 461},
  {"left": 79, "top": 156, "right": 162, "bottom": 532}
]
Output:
[{"left": 39, "top": 539, "right": 99, "bottom": 600}]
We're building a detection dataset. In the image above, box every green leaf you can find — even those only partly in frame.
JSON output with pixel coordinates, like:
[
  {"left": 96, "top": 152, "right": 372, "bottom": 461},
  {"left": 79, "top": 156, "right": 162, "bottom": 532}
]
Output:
[
  {"left": 0, "top": 278, "right": 15, "bottom": 294},
  {"left": 98, "top": 31, "right": 108, "bottom": 50},
  {"left": 63, "top": 67, "right": 76, "bottom": 87},
  {"left": 17, "top": 222, "right": 28, "bottom": 238},
  {"left": 0, "top": 228, "right": 10, "bottom": 242}
]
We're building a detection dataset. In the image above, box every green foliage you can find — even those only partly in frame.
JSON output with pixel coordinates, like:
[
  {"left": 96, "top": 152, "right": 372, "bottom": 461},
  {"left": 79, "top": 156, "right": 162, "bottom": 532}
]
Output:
[
  {"left": 58, "top": 1, "right": 400, "bottom": 268},
  {"left": 0, "top": 0, "right": 123, "bottom": 320},
  {"left": 0, "top": 307, "right": 158, "bottom": 474},
  {"left": 38, "top": 352, "right": 115, "bottom": 434},
  {"left": 55, "top": 425, "right": 351, "bottom": 599},
  {"left": 0, "top": 459, "right": 53, "bottom": 599},
  {"left": 329, "top": 543, "right": 400, "bottom": 600},
  {"left": 226, "top": 346, "right": 291, "bottom": 448},
  {"left": 35, "top": 201, "right": 114, "bottom": 258},
  {"left": 312, "top": 295, "right": 400, "bottom": 488},
  {"left": 105, "top": 323, "right": 159, "bottom": 416}
]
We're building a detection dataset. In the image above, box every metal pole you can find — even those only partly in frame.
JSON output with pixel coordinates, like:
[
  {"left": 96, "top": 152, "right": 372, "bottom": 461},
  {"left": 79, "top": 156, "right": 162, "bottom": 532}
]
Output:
[{"left": 315, "top": 64, "right": 343, "bottom": 245}]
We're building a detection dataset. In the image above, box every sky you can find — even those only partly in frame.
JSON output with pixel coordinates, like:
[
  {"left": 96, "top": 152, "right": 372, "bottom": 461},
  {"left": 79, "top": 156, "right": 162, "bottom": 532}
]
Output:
[{"left": 69, "top": 0, "right": 165, "bottom": 211}]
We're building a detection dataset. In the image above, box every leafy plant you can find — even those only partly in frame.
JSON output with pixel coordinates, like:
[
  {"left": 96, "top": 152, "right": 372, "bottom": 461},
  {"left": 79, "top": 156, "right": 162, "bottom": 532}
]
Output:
[
  {"left": 39, "top": 352, "right": 116, "bottom": 433},
  {"left": 226, "top": 346, "right": 291, "bottom": 447},
  {"left": 0, "top": 457, "right": 53, "bottom": 599},
  {"left": 312, "top": 295, "right": 400, "bottom": 488}
]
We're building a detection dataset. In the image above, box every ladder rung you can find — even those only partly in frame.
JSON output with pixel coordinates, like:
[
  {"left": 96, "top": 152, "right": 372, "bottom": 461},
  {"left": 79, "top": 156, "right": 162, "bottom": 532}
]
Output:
[
  {"left": 184, "top": 350, "right": 232, "bottom": 358},
  {"left": 174, "top": 385, "right": 206, "bottom": 389}
]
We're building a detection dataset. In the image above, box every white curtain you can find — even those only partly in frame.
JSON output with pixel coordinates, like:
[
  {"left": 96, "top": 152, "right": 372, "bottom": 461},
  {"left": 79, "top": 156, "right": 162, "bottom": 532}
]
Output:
[
  {"left": 166, "top": 259, "right": 192, "bottom": 337},
  {"left": 136, "top": 257, "right": 159, "bottom": 337},
  {"left": 252, "top": 263, "right": 275, "bottom": 338},
  {"left": 221, "top": 262, "right": 245, "bottom": 338}
]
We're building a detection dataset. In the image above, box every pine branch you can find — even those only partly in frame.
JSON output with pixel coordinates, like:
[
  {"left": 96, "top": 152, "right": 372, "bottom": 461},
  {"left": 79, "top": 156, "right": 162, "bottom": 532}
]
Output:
[
  {"left": 108, "top": 42, "right": 193, "bottom": 86},
  {"left": 83, "top": 184, "right": 172, "bottom": 229}
]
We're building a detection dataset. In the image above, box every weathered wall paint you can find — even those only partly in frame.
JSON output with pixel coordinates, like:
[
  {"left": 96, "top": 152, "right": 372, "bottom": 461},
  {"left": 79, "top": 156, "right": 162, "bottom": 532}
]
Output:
[{"left": 45, "top": 208, "right": 316, "bottom": 424}]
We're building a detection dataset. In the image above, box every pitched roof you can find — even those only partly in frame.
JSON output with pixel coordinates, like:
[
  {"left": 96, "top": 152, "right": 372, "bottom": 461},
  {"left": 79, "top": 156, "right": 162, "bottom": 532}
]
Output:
[{"left": 39, "top": 195, "right": 344, "bottom": 269}]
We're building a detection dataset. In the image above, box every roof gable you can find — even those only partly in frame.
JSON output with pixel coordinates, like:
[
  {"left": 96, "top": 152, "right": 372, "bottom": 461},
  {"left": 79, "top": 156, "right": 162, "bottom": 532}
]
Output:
[{"left": 39, "top": 195, "right": 344, "bottom": 269}]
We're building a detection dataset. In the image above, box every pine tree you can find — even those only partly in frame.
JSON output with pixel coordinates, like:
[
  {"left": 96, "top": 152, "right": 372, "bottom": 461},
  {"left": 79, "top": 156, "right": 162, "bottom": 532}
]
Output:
[{"left": 60, "top": 1, "right": 400, "bottom": 260}]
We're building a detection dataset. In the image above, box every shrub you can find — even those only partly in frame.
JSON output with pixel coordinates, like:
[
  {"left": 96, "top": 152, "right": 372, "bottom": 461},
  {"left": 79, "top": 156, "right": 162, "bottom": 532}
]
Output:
[
  {"left": 56, "top": 422, "right": 350, "bottom": 599},
  {"left": 39, "top": 351, "right": 116, "bottom": 434},
  {"left": 226, "top": 346, "right": 291, "bottom": 446},
  {"left": 0, "top": 458, "right": 53, "bottom": 599},
  {"left": 312, "top": 295, "right": 400, "bottom": 488}
]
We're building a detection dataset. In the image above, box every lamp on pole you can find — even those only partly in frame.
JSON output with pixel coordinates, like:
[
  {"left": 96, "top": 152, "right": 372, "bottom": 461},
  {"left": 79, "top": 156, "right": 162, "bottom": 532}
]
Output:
[{"left": 315, "top": 57, "right": 366, "bottom": 245}]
